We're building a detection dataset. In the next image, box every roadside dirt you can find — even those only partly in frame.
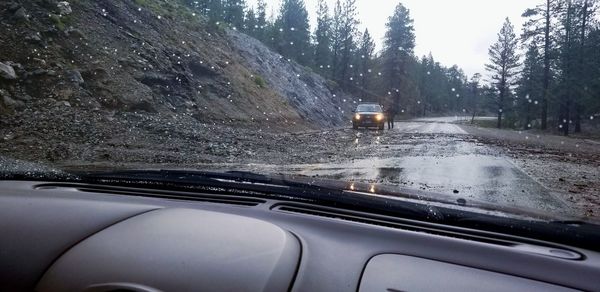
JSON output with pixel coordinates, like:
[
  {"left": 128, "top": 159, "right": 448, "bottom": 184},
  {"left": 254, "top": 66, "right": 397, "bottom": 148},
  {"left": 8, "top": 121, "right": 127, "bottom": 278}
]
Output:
[{"left": 460, "top": 124, "right": 600, "bottom": 219}]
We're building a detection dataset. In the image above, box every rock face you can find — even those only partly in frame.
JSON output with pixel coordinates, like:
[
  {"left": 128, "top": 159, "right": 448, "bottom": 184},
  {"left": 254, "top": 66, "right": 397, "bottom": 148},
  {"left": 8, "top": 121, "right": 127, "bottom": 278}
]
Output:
[
  {"left": 0, "top": 0, "right": 357, "bottom": 129},
  {"left": 228, "top": 31, "right": 356, "bottom": 128},
  {"left": 57, "top": 1, "right": 71, "bottom": 15},
  {"left": 0, "top": 62, "right": 17, "bottom": 80}
]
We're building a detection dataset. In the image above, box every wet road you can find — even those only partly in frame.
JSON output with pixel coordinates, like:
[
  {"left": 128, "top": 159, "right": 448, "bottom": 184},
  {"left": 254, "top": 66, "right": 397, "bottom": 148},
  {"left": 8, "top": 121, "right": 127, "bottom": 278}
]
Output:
[{"left": 265, "top": 119, "right": 566, "bottom": 213}]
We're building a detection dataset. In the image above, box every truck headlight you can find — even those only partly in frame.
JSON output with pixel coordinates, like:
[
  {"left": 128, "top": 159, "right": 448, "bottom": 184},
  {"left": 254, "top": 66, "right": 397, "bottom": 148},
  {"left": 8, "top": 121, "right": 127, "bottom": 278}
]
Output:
[
  {"left": 354, "top": 113, "right": 361, "bottom": 120},
  {"left": 375, "top": 114, "right": 384, "bottom": 121}
]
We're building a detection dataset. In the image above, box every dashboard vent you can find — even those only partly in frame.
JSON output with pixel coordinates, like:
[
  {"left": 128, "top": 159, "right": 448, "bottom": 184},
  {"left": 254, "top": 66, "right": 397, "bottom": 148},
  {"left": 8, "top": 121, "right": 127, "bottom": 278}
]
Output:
[
  {"left": 272, "top": 203, "right": 582, "bottom": 260},
  {"left": 35, "top": 183, "right": 266, "bottom": 207}
]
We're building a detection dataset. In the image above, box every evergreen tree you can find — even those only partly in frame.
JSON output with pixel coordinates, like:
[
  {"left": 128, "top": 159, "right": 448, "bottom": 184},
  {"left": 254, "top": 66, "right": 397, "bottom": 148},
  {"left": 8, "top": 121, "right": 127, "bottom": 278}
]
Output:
[
  {"left": 522, "top": 0, "right": 560, "bottom": 129},
  {"left": 201, "top": 0, "right": 224, "bottom": 23},
  {"left": 338, "top": 0, "right": 359, "bottom": 86},
  {"left": 467, "top": 73, "right": 482, "bottom": 123},
  {"left": 584, "top": 27, "right": 600, "bottom": 121},
  {"left": 224, "top": 0, "right": 246, "bottom": 30},
  {"left": 255, "top": 0, "right": 268, "bottom": 41},
  {"left": 382, "top": 3, "right": 415, "bottom": 111},
  {"left": 277, "top": 0, "right": 311, "bottom": 65},
  {"left": 486, "top": 18, "right": 520, "bottom": 129},
  {"left": 357, "top": 29, "right": 375, "bottom": 92},
  {"left": 555, "top": 0, "right": 579, "bottom": 135},
  {"left": 446, "top": 65, "right": 468, "bottom": 114},
  {"left": 314, "top": 0, "right": 332, "bottom": 75},
  {"left": 573, "top": 0, "right": 597, "bottom": 132},
  {"left": 245, "top": 8, "right": 257, "bottom": 35},
  {"left": 331, "top": 0, "right": 343, "bottom": 80},
  {"left": 517, "top": 42, "right": 543, "bottom": 129}
]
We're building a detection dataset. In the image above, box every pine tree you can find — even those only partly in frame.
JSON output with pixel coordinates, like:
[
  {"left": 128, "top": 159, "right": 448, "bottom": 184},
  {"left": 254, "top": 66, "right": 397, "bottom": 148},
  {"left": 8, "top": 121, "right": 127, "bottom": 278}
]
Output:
[
  {"left": 255, "top": 0, "right": 268, "bottom": 41},
  {"left": 573, "top": 0, "right": 597, "bottom": 133},
  {"left": 467, "top": 73, "right": 482, "bottom": 123},
  {"left": 224, "top": 0, "right": 246, "bottom": 30},
  {"left": 330, "top": 0, "right": 343, "bottom": 80},
  {"left": 314, "top": 0, "right": 332, "bottom": 75},
  {"left": 522, "top": 0, "right": 560, "bottom": 129},
  {"left": 203, "top": 0, "right": 224, "bottom": 23},
  {"left": 486, "top": 18, "right": 520, "bottom": 129},
  {"left": 339, "top": 0, "right": 359, "bottom": 86},
  {"left": 556, "top": 0, "right": 579, "bottom": 135},
  {"left": 357, "top": 29, "right": 375, "bottom": 92},
  {"left": 584, "top": 27, "right": 600, "bottom": 121},
  {"left": 382, "top": 3, "right": 415, "bottom": 111},
  {"left": 245, "top": 8, "right": 257, "bottom": 35},
  {"left": 517, "top": 42, "right": 543, "bottom": 129},
  {"left": 446, "top": 65, "right": 468, "bottom": 114},
  {"left": 278, "top": 0, "right": 311, "bottom": 65}
]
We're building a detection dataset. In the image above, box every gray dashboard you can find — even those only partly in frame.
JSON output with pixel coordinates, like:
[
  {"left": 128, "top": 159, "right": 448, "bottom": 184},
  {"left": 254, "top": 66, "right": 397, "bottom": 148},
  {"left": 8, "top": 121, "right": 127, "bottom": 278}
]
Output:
[{"left": 0, "top": 181, "right": 599, "bottom": 291}]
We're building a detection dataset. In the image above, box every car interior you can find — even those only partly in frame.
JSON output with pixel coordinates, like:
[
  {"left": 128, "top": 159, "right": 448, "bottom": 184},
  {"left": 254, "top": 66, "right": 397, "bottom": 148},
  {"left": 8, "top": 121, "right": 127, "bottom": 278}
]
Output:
[{"left": 1, "top": 177, "right": 599, "bottom": 292}]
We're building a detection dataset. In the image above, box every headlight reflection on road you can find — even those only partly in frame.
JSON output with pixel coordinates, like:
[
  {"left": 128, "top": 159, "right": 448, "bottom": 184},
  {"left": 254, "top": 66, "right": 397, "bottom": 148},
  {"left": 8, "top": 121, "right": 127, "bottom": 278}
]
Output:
[{"left": 369, "top": 184, "right": 376, "bottom": 193}]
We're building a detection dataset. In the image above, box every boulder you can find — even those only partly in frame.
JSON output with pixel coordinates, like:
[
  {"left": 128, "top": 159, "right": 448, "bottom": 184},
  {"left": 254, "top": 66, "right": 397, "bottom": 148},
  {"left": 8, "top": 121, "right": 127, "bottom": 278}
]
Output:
[
  {"left": 25, "top": 33, "right": 43, "bottom": 44},
  {"left": 67, "top": 70, "right": 84, "bottom": 84},
  {"left": 65, "top": 28, "right": 86, "bottom": 39},
  {"left": 13, "top": 7, "right": 29, "bottom": 22},
  {"left": 57, "top": 1, "right": 72, "bottom": 15},
  {"left": 7, "top": 2, "right": 21, "bottom": 13},
  {"left": 2, "top": 93, "right": 25, "bottom": 110},
  {"left": 0, "top": 62, "right": 17, "bottom": 80},
  {"left": 56, "top": 100, "right": 71, "bottom": 107}
]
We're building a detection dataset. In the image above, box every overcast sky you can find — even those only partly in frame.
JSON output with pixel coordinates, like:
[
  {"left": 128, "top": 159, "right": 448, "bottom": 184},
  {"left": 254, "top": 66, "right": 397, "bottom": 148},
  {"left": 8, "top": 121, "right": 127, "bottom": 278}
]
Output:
[{"left": 247, "top": 0, "right": 540, "bottom": 77}]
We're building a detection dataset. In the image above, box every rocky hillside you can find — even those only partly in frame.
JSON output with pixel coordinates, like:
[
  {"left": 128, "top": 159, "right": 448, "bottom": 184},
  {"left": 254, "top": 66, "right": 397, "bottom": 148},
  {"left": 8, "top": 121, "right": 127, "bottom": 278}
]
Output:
[{"left": 0, "top": 0, "right": 355, "bottom": 130}]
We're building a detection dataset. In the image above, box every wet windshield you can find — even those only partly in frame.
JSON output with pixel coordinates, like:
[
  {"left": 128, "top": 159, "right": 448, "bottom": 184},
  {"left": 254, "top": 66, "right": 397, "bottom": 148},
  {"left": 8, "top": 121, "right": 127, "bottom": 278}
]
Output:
[
  {"left": 356, "top": 104, "right": 382, "bottom": 112},
  {"left": 0, "top": 0, "right": 599, "bottom": 222}
]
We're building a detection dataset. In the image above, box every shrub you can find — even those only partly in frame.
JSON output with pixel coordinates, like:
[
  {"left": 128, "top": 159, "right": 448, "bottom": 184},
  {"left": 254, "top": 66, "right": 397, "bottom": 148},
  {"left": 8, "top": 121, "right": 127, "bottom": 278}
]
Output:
[
  {"left": 253, "top": 75, "right": 266, "bottom": 88},
  {"left": 49, "top": 14, "right": 69, "bottom": 31}
]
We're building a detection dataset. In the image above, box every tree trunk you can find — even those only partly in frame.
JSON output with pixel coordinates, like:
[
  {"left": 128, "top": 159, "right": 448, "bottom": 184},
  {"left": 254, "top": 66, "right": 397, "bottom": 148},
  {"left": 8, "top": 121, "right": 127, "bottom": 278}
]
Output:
[
  {"left": 575, "top": 0, "right": 589, "bottom": 134},
  {"left": 497, "top": 88, "right": 504, "bottom": 129},
  {"left": 497, "top": 112, "right": 502, "bottom": 129},
  {"left": 563, "top": 0, "right": 573, "bottom": 136},
  {"left": 525, "top": 103, "right": 531, "bottom": 129},
  {"left": 574, "top": 106, "right": 582, "bottom": 133},
  {"left": 541, "top": 0, "right": 551, "bottom": 130},
  {"left": 563, "top": 100, "right": 570, "bottom": 136}
]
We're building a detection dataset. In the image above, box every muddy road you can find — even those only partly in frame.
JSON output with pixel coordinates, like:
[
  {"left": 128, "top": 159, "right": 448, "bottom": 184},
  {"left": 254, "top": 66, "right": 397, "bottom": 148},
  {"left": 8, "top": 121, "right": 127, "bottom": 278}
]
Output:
[
  {"left": 2, "top": 109, "right": 598, "bottom": 219},
  {"left": 224, "top": 120, "right": 568, "bottom": 215}
]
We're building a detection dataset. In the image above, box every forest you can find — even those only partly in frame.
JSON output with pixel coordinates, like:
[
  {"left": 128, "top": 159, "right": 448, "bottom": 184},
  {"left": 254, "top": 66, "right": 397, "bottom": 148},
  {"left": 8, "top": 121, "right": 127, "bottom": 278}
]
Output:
[{"left": 185, "top": 0, "right": 600, "bottom": 135}]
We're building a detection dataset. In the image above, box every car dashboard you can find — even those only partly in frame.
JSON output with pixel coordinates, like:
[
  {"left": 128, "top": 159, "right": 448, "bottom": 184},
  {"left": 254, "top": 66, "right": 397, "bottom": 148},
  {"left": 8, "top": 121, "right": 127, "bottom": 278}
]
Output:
[{"left": 1, "top": 180, "right": 599, "bottom": 291}]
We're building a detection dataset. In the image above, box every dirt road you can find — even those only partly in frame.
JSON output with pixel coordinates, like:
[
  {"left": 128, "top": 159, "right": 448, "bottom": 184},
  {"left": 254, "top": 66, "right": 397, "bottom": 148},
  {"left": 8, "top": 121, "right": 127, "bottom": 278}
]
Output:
[
  {"left": 227, "top": 121, "right": 566, "bottom": 215},
  {"left": 1, "top": 110, "right": 598, "bottom": 219}
]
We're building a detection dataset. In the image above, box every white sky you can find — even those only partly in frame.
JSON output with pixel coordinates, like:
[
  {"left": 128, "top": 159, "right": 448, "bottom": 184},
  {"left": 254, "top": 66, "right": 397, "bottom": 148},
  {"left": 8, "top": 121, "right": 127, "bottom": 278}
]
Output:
[{"left": 247, "top": 0, "right": 540, "bottom": 77}]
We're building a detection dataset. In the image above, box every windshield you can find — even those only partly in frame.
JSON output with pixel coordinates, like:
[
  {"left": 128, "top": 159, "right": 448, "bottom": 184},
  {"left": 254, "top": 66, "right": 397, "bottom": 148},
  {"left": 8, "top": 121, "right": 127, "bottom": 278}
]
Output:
[
  {"left": 1, "top": 0, "right": 599, "bottom": 224},
  {"left": 356, "top": 104, "right": 382, "bottom": 112}
]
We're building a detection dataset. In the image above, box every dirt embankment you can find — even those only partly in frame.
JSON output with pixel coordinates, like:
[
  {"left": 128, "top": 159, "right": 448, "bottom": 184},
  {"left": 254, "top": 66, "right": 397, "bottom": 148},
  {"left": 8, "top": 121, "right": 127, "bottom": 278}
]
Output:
[{"left": 0, "top": 0, "right": 355, "bottom": 129}]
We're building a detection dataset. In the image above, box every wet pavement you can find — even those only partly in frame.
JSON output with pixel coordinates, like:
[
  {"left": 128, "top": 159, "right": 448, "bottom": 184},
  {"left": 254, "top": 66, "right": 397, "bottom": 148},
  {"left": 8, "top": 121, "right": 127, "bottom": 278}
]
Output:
[{"left": 232, "top": 119, "right": 567, "bottom": 214}]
